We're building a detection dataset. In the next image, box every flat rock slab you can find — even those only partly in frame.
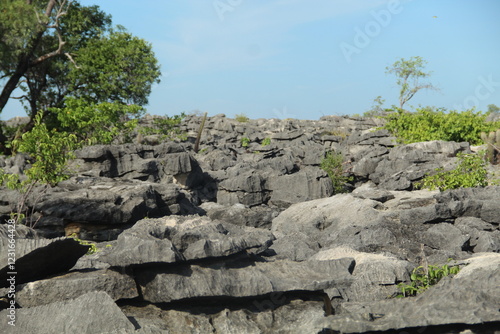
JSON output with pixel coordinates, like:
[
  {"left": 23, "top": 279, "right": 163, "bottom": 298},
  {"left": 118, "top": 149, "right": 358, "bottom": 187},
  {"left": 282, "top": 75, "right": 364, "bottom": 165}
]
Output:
[
  {"left": 317, "top": 253, "right": 500, "bottom": 333},
  {"left": 16, "top": 268, "right": 138, "bottom": 308},
  {"left": 136, "top": 258, "right": 354, "bottom": 303},
  {"left": 0, "top": 237, "right": 89, "bottom": 288},
  {"left": 100, "top": 216, "right": 275, "bottom": 267},
  {"left": 0, "top": 291, "right": 135, "bottom": 334}
]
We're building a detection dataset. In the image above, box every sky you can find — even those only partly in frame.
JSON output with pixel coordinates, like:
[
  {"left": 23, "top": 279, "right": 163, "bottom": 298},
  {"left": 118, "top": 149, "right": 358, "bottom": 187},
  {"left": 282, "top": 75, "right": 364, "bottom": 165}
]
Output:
[{"left": 2, "top": 0, "right": 500, "bottom": 120}]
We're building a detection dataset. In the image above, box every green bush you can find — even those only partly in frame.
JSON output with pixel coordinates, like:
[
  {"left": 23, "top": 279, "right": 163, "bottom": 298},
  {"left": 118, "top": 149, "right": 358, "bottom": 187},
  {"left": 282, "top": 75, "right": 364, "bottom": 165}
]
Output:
[
  {"left": 235, "top": 113, "right": 249, "bottom": 123},
  {"left": 382, "top": 107, "right": 500, "bottom": 145},
  {"left": 138, "top": 113, "right": 187, "bottom": 141},
  {"left": 49, "top": 97, "right": 144, "bottom": 145},
  {"left": 240, "top": 137, "right": 250, "bottom": 147},
  {"left": 320, "top": 151, "right": 352, "bottom": 193},
  {"left": 416, "top": 152, "right": 488, "bottom": 191},
  {"left": 398, "top": 263, "right": 460, "bottom": 297},
  {"left": 261, "top": 138, "right": 271, "bottom": 146}
]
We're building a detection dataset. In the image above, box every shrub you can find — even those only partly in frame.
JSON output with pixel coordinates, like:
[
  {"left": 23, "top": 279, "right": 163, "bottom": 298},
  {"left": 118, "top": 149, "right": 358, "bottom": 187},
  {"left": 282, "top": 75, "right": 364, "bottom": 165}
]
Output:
[
  {"left": 235, "top": 113, "right": 249, "bottom": 123},
  {"left": 138, "top": 113, "right": 187, "bottom": 142},
  {"left": 1, "top": 111, "right": 80, "bottom": 225},
  {"left": 416, "top": 152, "right": 488, "bottom": 191},
  {"left": 382, "top": 107, "right": 500, "bottom": 145},
  {"left": 320, "top": 151, "right": 352, "bottom": 193},
  {"left": 398, "top": 263, "right": 460, "bottom": 297},
  {"left": 261, "top": 138, "right": 271, "bottom": 146},
  {"left": 49, "top": 97, "right": 144, "bottom": 145},
  {"left": 240, "top": 137, "right": 250, "bottom": 147}
]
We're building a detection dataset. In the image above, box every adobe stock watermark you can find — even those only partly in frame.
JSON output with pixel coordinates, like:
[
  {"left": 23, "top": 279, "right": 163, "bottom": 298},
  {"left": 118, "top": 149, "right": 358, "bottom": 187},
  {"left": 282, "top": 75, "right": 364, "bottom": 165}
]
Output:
[
  {"left": 213, "top": 0, "right": 243, "bottom": 21},
  {"left": 5, "top": 219, "right": 17, "bottom": 327},
  {"left": 340, "top": 0, "right": 406, "bottom": 63},
  {"left": 273, "top": 107, "right": 296, "bottom": 120},
  {"left": 453, "top": 74, "right": 499, "bottom": 110}
]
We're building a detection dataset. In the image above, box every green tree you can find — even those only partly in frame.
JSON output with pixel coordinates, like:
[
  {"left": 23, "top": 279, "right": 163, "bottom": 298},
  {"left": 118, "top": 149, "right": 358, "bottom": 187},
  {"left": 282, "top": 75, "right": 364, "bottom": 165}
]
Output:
[
  {"left": 66, "top": 28, "right": 160, "bottom": 106},
  {"left": 0, "top": 1, "right": 161, "bottom": 153},
  {"left": 386, "top": 56, "right": 438, "bottom": 110},
  {"left": 487, "top": 104, "right": 500, "bottom": 114}
]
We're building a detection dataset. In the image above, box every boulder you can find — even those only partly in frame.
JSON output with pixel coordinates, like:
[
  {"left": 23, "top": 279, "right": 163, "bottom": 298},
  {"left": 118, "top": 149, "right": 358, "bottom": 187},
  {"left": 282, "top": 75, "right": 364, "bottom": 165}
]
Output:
[
  {"left": 15, "top": 268, "right": 138, "bottom": 308},
  {"left": 136, "top": 257, "right": 354, "bottom": 303},
  {"left": 317, "top": 253, "right": 500, "bottom": 333},
  {"left": 99, "top": 216, "right": 275, "bottom": 267},
  {"left": 0, "top": 291, "right": 135, "bottom": 334},
  {"left": 0, "top": 237, "right": 89, "bottom": 288}
]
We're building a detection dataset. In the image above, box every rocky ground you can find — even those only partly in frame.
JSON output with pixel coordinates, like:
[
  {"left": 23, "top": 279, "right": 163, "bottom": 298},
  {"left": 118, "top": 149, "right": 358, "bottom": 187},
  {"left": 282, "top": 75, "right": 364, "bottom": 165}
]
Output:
[{"left": 0, "top": 114, "right": 499, "bottom": 334}]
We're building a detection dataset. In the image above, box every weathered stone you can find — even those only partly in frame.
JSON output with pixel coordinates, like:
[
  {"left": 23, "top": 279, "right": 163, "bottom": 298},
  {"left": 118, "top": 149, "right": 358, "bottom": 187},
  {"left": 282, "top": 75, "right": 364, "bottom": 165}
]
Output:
[
  {"left": 0, "top": 237, "right": 89, "bottom": 288},
  {"left": 100, "top": 216, "right": 275, "bottom": 266},
  {"left": 136, "top": 258, "right": 354, "bottom": 303},
  {"left": 16, "top": 268, "right": 138, "bottom": 308},
  {"left": 0, "top": 291, "right": 135, "bottom": 334},
  {"left": 317, "top": 253, "right": 500, "bottom": 333}
]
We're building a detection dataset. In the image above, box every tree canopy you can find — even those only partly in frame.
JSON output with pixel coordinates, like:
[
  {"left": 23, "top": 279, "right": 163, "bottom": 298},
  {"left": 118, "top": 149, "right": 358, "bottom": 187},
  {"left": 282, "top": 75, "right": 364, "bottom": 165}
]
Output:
[{"left": 386, "top": 56, "right": 438, "bottom": 110}]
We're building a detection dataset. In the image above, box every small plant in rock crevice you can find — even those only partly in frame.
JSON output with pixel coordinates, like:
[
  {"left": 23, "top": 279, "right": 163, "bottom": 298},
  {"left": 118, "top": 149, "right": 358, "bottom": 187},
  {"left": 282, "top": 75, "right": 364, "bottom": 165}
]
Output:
[
  {"left": 320, "top": 151, "right": 352, "bottom": 193},
  {"left": 397, "top": 263, "right": 461, "bottom": 297},
  {"left": 416, "top": 152, "right": 488, "bottom": 191},
  {"left": 69, "top": 233, "right": 99, "bottom": 255},
  {"left": 240, "top": 137, "right": 250, "bottom": 148}
]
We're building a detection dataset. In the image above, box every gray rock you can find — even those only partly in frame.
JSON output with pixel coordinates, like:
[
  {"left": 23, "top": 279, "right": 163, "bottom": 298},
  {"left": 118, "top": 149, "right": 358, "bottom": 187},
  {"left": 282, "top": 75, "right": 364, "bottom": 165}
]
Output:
[
  {"left": 0, "top": 237, "right": 89, "bottom": 288},
  {"left": 200, "top": 202, "right": 279, "bottom": 229},
  {"left": 317, "top": 253, "right": 500, "bottom": 333},
  {"left": 100, "top": 216, "right": 275, "bottom": 266},
  {"left": 422, "top": 223, "right": 470, "bottom": 252},
  {"left": 136, "top": 258, "right": 354, "bottom": 303},
  {"left": 0, "top": 291, "right": 135, "bottom": 334},
  {"left": 16, "top": 268, "right": 138, "bottom": 308},
  {"left": 268, "top": 167, "right": 333, "bottom": 208},
  {"left": 310, "top": 246, "right": 412, "bottom": 302}
]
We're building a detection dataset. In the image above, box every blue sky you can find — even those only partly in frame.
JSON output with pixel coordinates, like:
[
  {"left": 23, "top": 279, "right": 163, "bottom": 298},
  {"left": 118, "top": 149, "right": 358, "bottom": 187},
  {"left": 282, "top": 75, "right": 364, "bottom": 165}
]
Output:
[{"left": 2, "top": 0, "right": 500, "bottom": 120}]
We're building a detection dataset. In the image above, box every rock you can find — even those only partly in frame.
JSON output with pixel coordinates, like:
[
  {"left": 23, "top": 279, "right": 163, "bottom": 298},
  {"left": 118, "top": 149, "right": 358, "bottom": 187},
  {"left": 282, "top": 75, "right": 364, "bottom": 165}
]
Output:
[
  {"left": 0, "top": 291, "right": 135, "bottom": 334},
  {"left": 422, "top": 223, "right": 470, "bottom": 252},
  {"left": 0, "top": 237, "right": 89, "bottom": 288},
  {"left": 271, "top": 194, "right": 383, "bottom": 250},
  {"left": 200, "top": 202, "right": 279, "bottom": 229},
  {"left": 455, "top": 217, "right": 500, "bottom": 253},
  {"left": 268, "top": 167, "right": 333, "bottom": 208},
  {"left": 15, "top": 268, "right": 138, "bottom": 308},
  {"left": 369, "top": 140, "right": 470, "bottom": 190},
  {"left": 100, "top": 216, "right": 275, "bottom": 266},
  {"left": 310, "top": 246, "right": 412, "bottom": 302},
  {"left": 136, "top": 257, "right": 354, "bottom": 303},
  {"left": 317, "top": 252, "right": 500, "bottom": 333}
]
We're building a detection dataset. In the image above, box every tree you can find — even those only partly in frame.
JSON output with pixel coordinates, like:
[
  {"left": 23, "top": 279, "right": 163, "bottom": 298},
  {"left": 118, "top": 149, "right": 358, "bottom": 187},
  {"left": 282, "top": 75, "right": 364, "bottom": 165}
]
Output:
[
  {"left": 487, "top": 104, "right": 500, "bottom": 114},
  {"left": 386, "top": 56, "right": 438, "bottom": 110},
  {"left": 0, "top": 0, "right": 72, "bottom": 152},
  {"left": 0, "top": 1, "right": 161, "bottom": 154},
  {"left": 66, "top": 28, "right": 160, "bottom": 106}
]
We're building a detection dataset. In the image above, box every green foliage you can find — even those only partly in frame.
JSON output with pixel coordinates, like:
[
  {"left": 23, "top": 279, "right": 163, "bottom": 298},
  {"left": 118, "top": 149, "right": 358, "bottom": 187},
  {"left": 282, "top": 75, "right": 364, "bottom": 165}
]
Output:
[
  {"left": 49, "top": 97, "right": 144, "bottom": 145},
  {"left": 1, "top": 111, "right": 80, "bottom": 224},
  {"left": 139, "top": 114, "right": 187, "bottom": 142},
  {"left": 382, "top": 107, "right": 500, "bottom": 145},
  {"left": 13, "top": 111, "right": 80, "bottom": 186},
  {"left": 416, "top": 152, "right": 488, "bottom": 191},
  {"left": 261, "top": 138, "right": 271, "bottom": 146},
  {"left": 240, "top": 137, "right": 250, "bottom": 147},
  {"left": 69, "top": 233, "right": 99, "bottom": 255},
  {"left": 235, "top": 113, "right": 249, "bottom": 123},
  {"left": 320, "top": 151, "right": 352, "bottom": 193},
  {"left": 398, "top": 263, "right": 460, "bottom": 297},
  {"left": 67, "top": 29, "right": 161, "bottom": 106},
  {"left": 386, "top": 56, "right": 438, "bottom": 109}
]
